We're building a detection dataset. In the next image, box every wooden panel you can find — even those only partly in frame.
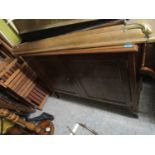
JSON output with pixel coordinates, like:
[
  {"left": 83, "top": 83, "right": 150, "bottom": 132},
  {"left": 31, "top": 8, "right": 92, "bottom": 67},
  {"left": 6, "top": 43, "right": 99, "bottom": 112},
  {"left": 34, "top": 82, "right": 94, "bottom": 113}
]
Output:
[
  {"left": 23, "top": 45, "right": 141, "bottom": 112},
  {"left": 26, "top": 56, "right": 79, "bottom": 95},
  {"left": 24, "top": 53, "right": 140, "bottom": 110},
  {"left": 66, "top": 54, "right": 131, "bottom": 106}
]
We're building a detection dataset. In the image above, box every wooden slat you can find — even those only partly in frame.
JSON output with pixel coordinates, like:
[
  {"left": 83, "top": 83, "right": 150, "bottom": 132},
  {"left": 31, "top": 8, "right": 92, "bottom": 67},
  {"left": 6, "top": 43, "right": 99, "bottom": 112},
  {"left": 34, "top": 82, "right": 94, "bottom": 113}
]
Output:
[
  {"left": 27, "top": 92, "right": 42, "bottom": 103},
  {"left": 32, "top": 88, "right": 45, "bottom": 98},
  {"left": 16, "top": 72, "right": 34, "bottom": 96},
  {"left": 34, "top": 88, "right": 47, "bottom": 97},
  {"left": 7, "top": 69, "right": 13, "bottom": 75},
  {"left": 25, "top": 85, "right": 48, "bottom": 108},
  {"left": 20, "top": 74, "right": 36, "bottom": 97},
  {"left": 9, "top": 68, "right": 16, "bottom": 73},
  {"left": 25, "top": 98, "right": 37, "bottom": 107},
  {"left": 38, "top": 95, "right": 48, "bottom": 110},
  {"left": 27, "top": 92, "right": 48, "bottom": 109},
  {"left": 0, "top": 81, "right": 7, "bottom": 88},
  {"left": 8, "top": 71, "right": 23, "bottom": 89},
  {"left": 4, "top": 68, "right": 21, "bottom": 86},
  {"left": 30, "top": 90, "right": 44, "bottom": 100},
  {"left": 4, "top": 72, "right": 11, "bottom": 78},
  {"left": 0, "top": 59, "right": 17, "bottom": 78},
  {"left": 4, "top": 63, "right": 26, "bottom": 86},
  {"left": 12, "top": 72, "right": 26, "bottom": 91},
  {"left": 15, "top": 69, "right": 32, "bottom": 94},
  {"left": 26, "top": 95, "right": 40, "bottom": 106},
  {"left": 12, "top": 67, "right": 28, "bottom": 91},
  {"left": 23, "top": 82, "right": 35, "bottom": 97},
  {"left": 0, "top": 76, "right": 7, "bottom": 82}
]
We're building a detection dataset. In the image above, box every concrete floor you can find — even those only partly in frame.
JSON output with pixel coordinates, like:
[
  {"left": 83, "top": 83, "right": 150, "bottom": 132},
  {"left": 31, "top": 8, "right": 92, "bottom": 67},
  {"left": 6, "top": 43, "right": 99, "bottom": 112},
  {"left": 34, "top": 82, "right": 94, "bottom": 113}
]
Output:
[{"left": 31, "top": 78, "right": 155, "bottom": 135}]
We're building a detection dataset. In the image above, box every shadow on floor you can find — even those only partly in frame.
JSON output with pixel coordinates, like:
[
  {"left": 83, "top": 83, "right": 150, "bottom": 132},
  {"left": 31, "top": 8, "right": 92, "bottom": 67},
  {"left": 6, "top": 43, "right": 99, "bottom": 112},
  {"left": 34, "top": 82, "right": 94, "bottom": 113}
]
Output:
[{"left": 54, "top": 93, "right": 137, "bottom": 118}]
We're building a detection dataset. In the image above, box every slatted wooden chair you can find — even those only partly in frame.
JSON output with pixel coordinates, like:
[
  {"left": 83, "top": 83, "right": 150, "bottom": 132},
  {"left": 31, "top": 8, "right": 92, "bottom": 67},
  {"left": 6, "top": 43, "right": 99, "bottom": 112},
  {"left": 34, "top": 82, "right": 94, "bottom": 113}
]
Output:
[{"left": 0, "top": 58, "right": 48, "bottom": 109}]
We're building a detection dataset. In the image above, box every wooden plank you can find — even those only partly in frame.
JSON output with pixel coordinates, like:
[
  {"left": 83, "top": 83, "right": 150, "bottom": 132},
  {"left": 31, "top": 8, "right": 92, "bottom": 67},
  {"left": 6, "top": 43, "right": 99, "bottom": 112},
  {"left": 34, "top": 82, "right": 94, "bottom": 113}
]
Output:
[
  {"left": 25, "top": 98, "right": 37, "bottom": 107},
  {"left": 32, "top": 88, "right": 45, "bottom": 98},
  {"left": 13, "top": 24, "right": 145, "bottom": 56},
  {"left": 12, "top": 67, "right": 28, "bottom": 91},
  {"left": 27, "top": 92, "right": 42, "bottom": 103},
  {"left": 4, "top": 63, "right": 25, "bottom": 86},
  {"left": 8, "top": 71, "right": 23, "bottom": 89},
  {"left": 26, "top": 85, "right": 48, "bottom": 108},
  {"left": 15, "top": 24, "right": 124, "bottom": 51},
  {"left": 16, "top": 71, "right": 34, "bottom": 96},
  {"left": 26, "top": 95, "right": 40, "bottom": 106},
  {"left": 0, "top": 59, "right": 17, "bottom": 78},
  {"left": 7, "top": 69, "right": 13, "bottom": 75},
  {"left": 19, "top": 79, "right": 34, "bottom": 97},
  {"left": 0, "top": 76, "right": 7, "bottom": 82},
  {"left": 15, "top": 68, "right": 32, "bottom": 94},
  {"left": 13, "top": 72, "right": 27, "bottom": 91},
  {"left": 20, "top": 74, "right": 36, "bottom": 97},
  {"left": 0, "top": 81, "right": 7, "bottom": 88},
  {"left": 38, "top": 95, "right": 48, "bottom": 110},
  {"left": 34, "top": 86, "right": 47, "bottom": 96},
  {"left": 23, "top": 82, "right": 35, "bottom": 97},
  {"left": 4, "top": 72, "right": 11, "bottom": 78},
  {"left": 31, "top": 89, "right": 45, "bottom": 100},
  {"left": 10, "top": 67, "right": 15, "bottom": 73},
  {"left": 4, "top": 68, "right": 21, "bottom": 86}
]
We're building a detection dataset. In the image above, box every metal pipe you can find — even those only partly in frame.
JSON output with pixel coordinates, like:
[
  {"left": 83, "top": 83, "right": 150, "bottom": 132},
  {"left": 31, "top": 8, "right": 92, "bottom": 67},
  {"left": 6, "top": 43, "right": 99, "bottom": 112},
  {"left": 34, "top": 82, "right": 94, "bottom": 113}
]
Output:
[{"left": 124, "top": 22, "right": 152, "bottom": 38}]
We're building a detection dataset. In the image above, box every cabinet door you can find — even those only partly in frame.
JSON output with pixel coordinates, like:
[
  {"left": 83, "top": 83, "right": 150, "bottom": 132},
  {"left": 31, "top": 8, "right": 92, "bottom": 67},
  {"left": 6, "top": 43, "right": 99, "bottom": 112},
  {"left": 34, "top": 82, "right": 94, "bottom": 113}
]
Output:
[
  {"left": 25, "top": 56, "right": 79, "bottom": 95},
  {"left": 67, "top": 54, "right": 131, "bottom": 106}
]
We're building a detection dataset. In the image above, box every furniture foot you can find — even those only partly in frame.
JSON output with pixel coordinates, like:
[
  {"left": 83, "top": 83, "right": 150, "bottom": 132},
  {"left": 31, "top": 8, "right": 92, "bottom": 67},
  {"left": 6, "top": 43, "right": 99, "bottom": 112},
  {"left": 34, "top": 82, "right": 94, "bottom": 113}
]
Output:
[{"left": 54, "top": 92, "right": 60, "bottom": 98}]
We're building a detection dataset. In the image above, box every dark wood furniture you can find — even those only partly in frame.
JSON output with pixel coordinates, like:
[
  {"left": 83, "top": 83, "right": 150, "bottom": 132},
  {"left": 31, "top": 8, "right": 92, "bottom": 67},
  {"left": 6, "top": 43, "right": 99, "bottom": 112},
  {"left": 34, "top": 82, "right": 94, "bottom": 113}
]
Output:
[
  {"left": 13, "top": 22, "right": 150, "bottom": 113},
  {"left": 23, "top": 45, "right": 142, "bottom": 113}
]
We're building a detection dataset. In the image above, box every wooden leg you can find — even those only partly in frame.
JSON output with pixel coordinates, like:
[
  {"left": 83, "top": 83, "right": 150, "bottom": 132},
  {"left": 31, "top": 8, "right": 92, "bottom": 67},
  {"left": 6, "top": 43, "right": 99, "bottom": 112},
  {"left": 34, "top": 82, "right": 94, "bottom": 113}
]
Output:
[
  {"left": 54, "top": 92, "right": 60, "bottom": 98},
  {"left": 0, "top": 118, "right": 4, "bottom": 135}
]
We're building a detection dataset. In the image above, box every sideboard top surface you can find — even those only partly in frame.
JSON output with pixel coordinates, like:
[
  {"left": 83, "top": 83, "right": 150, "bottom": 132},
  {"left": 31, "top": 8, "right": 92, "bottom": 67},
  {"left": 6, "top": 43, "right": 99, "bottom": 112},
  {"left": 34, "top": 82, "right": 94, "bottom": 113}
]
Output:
[{"left": 13, "top": 23, "right": 141, "bottom": 56}]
